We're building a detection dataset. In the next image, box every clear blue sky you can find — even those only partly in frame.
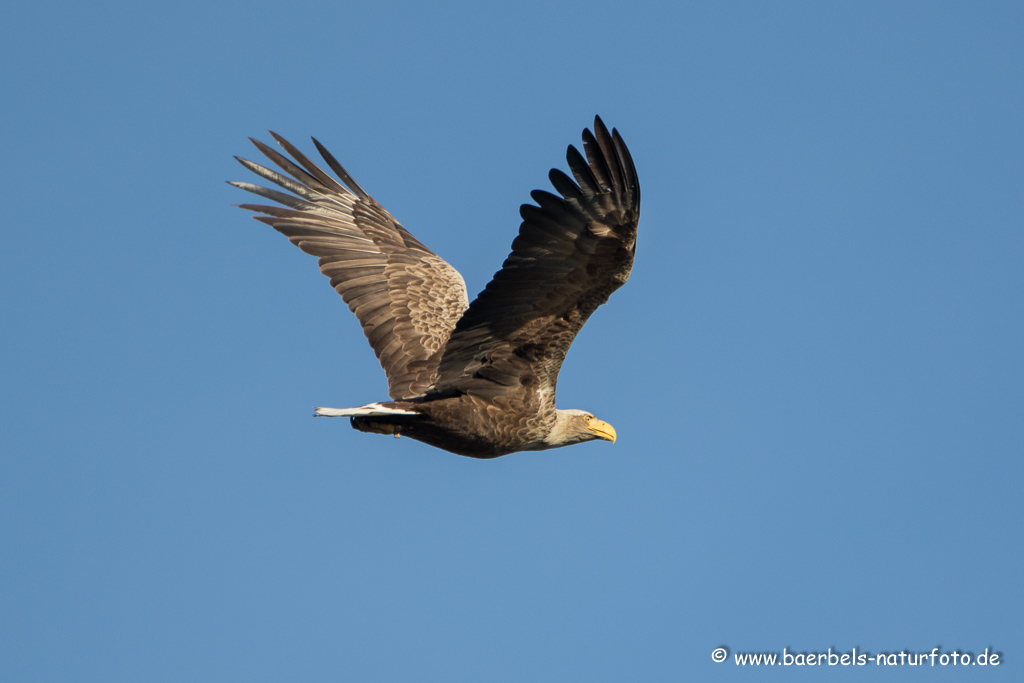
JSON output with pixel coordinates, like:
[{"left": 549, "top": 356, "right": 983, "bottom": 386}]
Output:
[{"left": 2, "top": 1, "right": 1021, "bottom": 681}]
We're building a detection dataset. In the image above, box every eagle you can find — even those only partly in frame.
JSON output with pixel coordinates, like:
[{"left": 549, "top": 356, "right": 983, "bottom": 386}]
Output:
[{"left": 231, "top": 117, "right": 640, "bottom": 458}]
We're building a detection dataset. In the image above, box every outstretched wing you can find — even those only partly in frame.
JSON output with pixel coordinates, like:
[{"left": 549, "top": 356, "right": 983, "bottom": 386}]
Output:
[
  {"left": 433, "top": 117, "right": 640, "bottom": 401},
  {"left": 230, "top": 134, "right": 469, "bottom": 400}
]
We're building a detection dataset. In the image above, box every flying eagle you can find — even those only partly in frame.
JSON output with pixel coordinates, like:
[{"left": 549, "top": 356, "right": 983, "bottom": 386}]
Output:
[{"left": 231, "top": 117, "right": 640, "bottom": 458}]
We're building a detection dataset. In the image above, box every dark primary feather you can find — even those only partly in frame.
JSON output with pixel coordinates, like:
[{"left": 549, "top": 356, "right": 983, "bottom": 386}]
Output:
[
  {"left": 230, "top": 135, "right": 469, "bottom": 400},
  {"left": 434, "top": 116, "right": 640, "bottom": 399}
]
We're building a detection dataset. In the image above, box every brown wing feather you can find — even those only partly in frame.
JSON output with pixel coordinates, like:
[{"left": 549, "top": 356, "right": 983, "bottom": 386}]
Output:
[
  {"left": 434, "top": 117, "right": 640, "bottom": 400},
  {"left": 230, "top": 134, "right": 469, "bottom": 399}
]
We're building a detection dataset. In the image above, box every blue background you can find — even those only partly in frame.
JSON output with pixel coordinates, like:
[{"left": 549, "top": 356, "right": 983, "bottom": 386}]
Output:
[{"left": 2, "top": 1, "right": 1021, "bottom": 680}]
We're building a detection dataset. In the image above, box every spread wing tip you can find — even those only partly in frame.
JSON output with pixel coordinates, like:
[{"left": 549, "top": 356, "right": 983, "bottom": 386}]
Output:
[{"left": 585, "top": 116, "right": 639, "bottom": 215}]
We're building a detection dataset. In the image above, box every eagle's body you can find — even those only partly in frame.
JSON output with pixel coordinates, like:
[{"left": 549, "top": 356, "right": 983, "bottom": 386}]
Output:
[
  {"left": 350, "top": 394, "right": 558, "bottom": 458},
  {"left": 232, "top": 117, "right": 640, "bottom": 458}
]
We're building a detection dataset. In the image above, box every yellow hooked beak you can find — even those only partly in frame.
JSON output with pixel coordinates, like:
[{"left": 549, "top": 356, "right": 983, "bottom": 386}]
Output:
[{"left": 588, "top": 418, "right": 617, "bottom": 443}]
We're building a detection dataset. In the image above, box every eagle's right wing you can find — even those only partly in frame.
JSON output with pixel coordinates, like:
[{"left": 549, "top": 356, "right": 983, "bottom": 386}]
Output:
[{"left": 231, "top": 134, "right": 469, "bottom": 400}]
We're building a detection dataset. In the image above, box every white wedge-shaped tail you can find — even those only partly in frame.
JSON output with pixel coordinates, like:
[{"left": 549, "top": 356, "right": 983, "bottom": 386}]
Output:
[{"left": 314, "top": 403, "right": 419, "bottom": 418}]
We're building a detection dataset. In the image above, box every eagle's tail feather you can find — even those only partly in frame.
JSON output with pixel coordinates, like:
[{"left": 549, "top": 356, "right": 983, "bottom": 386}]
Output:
[{"left": 314, "top": 402, "right": 418, "bottom": 418}]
